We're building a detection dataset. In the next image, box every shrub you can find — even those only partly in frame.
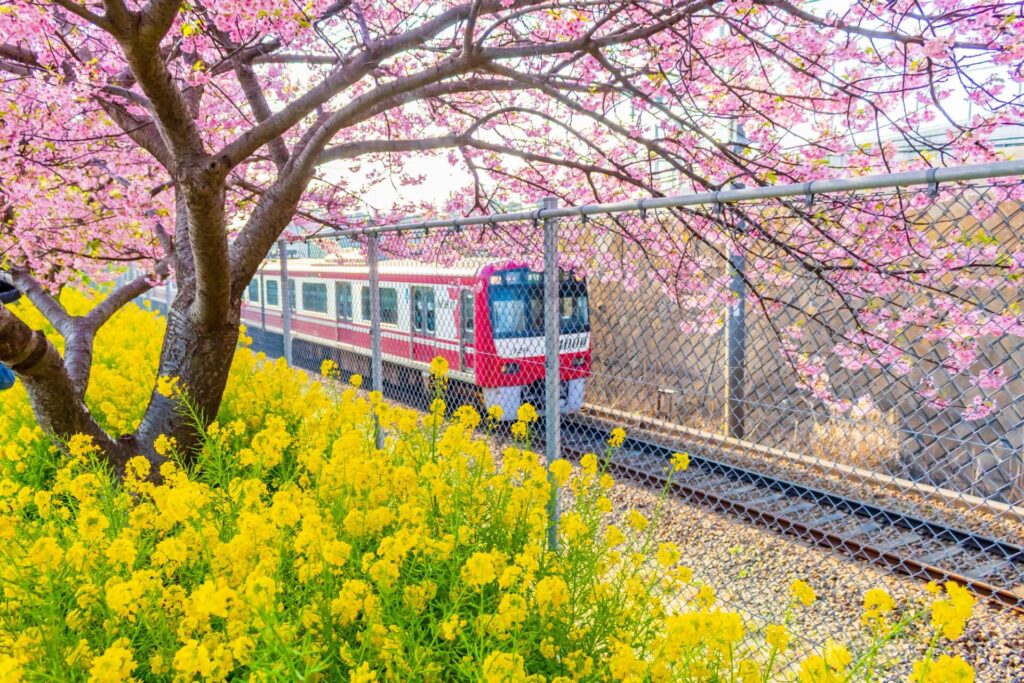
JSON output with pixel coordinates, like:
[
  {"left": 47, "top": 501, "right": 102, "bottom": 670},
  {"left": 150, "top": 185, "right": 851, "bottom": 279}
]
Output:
[{"left": 0, "top": 295, "right": 977, "bottom": 681}]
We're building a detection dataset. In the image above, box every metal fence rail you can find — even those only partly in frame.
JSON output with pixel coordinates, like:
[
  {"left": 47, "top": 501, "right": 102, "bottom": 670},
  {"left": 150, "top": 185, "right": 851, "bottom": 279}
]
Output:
[{"left": 142, "top": 159, "right": 1024, "bottom": 675}]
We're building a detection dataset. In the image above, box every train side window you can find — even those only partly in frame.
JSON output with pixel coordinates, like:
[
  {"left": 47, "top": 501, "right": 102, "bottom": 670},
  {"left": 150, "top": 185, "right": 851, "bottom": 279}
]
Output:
[
  {"left": 412, "top": 289, "right": 422, "bottom": 331},
  {"left": 381, "top": 288, "right": 398, "bottom": 325},
  {"left": 247, "top": 279, "right": 259, "bottom": 303},
  {"left": 287, "top": 279, "right": 296, "bottom": 311},
  {"left": 412, "top": 288, "right": 436, "bottom": 334},
  {"left": 335, "top": 282, "right": 352, "bottom": 320},
  {"left": 265, "top": 280, "right": 279, "bottom": 306},
  {"left": 301, "top": 282, "right": 328, "bottom": 314},
  {"left": 460, "top": 290, "right": 474, "bottom": 345},
  {"left": 360, "top": 287, "right": 399, "bottom": 325}
]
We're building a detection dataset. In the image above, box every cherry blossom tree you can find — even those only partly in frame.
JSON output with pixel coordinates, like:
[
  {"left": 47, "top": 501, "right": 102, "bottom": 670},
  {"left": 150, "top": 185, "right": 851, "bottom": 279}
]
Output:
[{"left": 0, "top": 0, "right": 1021, "bottom": 470}]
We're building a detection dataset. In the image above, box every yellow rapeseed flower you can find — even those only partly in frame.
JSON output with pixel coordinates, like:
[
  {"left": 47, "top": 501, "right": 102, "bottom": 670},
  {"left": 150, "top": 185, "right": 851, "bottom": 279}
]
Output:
[
  {"left": 510, "top": 421, "right": 528, "bottom": 440},
  {"left": 0, "top": 293, "right": 981, "bottom": 683},
  {"left": 824, "top": 639, "right": 853, "bottom": 670},
  {"left": 462, "top": 551, "right": 497, "bottom": 589},
  {"left": 481, "top": 651, "right": 527, "bottom": 683},
  {"left": 534, "top": 575, "right": 569, "bottom": 616},
  {"left": 155, "top": 375, "right": 180, "bottom": 398},
  {"left": 67, "top": 434, "right": 98, "bottom": 460},
  {"left": 428, "top": 355, "right": 449, "bottom": 378},
  {"left": 909, "top": 654, "right": 975, "bottom": 683},
  {"left": 320, "top": 358, "right": 338, "bottom": 378},
  {"left": 656, "top": 542, "right": 680, "bottom": 568},
  {"left": 737, "top": 659, "right": 761, "bottom": 683},
  {"left": 153, "top": 433, "right": 177, "bottom": 456},
  {"left": 607, "top": 427, "right": 626, "bottom": 448},
  {"left": 765, "top": 624, "right": 790, "bottom": 651},
  {"left": 349, "top": 662, "right": 379, "bottom": 683},
  {"left": 26, "top": 537, "right": 63, "bottom": 572},
  {"left": 626, "top": 509, "right": 648, "bottom": 531},
  {"left": 671, "top": 451, "right": 690, "bottom": 471},
  {"left": 930, "top": 582, "right": 975, "bottom": 641},
  {"left": 516, "top": 403, "right": 539, "bottom": 423},
  {"left": 87, "top": 638, "right": 136, "bottom": 683},
  {"left": 604, "top": 524, "right": 626, "bottom": 548},
  {"left": 549, "top": 459, "right": 572, "bottom": 487},
  {"left": 862, "top": 587, "right": 896, "bottom": 628},
  {"left": 790, "top": 579, "right": 817, "bottom": 607}
]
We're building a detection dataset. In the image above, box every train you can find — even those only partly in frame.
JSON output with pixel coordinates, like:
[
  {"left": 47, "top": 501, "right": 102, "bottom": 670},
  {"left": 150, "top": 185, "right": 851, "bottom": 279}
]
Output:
[{"left": 158, "top": 257, "right": 591, "bottom": 419}]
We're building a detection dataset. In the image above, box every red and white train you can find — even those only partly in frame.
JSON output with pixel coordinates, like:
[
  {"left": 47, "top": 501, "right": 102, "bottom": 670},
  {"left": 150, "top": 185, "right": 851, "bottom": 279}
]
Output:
[{"left": 222, "top": 257, "right": 591, "bottom": 418}]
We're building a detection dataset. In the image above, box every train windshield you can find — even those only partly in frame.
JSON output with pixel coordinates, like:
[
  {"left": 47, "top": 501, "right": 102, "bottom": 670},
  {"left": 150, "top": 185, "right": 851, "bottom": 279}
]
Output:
[{"left": 488, "top": 268, "right": 589, "bottom": 339}]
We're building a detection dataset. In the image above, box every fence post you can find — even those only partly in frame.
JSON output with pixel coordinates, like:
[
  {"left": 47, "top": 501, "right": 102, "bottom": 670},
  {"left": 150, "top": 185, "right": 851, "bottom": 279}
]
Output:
[
  {"left": 278, "top": 238, "right": 293, "bottom": 365},
  {"left": 542, "top": 196, "right": 561, "bottom": 549},
  {"left": 368, "top": 232, "right": 384, "bottom": 450},
  {"left": 726, "top": 252, "right": 746, "bottom": 439},
  {"left": 726, "top": 124, "right": 748, "bottom": 440}
]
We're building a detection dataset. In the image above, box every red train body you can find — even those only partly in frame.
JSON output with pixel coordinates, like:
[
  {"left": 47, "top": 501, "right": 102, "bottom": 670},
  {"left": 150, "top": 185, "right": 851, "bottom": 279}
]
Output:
[{"left": 229, "top": 257, "right": 590, "bottom": 418}]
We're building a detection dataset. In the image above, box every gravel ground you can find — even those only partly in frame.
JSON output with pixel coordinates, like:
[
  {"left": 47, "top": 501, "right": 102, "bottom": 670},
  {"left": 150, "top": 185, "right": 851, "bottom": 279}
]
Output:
[{"left": 601, "top": 475, "right": 1024, "bottom": 682}]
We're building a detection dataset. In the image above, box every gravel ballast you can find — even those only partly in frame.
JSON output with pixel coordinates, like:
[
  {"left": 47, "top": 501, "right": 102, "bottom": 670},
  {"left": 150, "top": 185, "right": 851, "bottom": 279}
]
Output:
[{"left": 604, "top": 474, "right": 1024, "bottom": 681}]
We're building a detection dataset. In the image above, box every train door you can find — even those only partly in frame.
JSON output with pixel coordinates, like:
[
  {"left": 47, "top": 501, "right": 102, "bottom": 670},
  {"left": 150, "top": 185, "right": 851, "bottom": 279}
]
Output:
[
  {"left": 410, "top": 286, "right": 436, "bottom": 364},
  {"left": 459, "top": 288, "right": 475, "bottom": 371},
  {"left": 334, "top": 281, "right": 353, "bottom": 345}
]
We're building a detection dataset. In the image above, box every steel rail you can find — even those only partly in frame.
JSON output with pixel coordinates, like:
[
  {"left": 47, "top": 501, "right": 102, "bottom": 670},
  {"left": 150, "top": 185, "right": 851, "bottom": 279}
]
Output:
[
  {"left": 567, "top": 416, "right": 1024, "bottom": 561},
  {"left": 568, "top": 444, "right": 1024, "bottom": 614},
  {"left": 561, "top": 415, "right": 1024, "bottom": 613},
  {"left": 567, "top": 412, "right": 1024, "bottom": 561},
  {"left": 311, "top": 159, "right": 1024, "bottom": 238}
]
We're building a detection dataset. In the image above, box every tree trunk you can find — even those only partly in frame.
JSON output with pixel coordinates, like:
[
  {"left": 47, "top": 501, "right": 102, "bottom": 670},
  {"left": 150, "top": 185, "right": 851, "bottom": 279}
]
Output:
[{"left": 133, "top": 285, "right": 241, "bottom": 464}]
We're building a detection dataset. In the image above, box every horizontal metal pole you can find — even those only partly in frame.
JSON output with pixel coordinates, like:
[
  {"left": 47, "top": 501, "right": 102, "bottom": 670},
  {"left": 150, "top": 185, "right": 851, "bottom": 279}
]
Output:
[{"left": 312, "top": 159, "right": 1024, "bottom": 239}]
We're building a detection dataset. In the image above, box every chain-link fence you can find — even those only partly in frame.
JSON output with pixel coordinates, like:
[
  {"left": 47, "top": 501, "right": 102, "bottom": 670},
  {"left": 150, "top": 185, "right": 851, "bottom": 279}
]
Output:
[{"left": 143, "top": 161, "right": 1024, "bottom": 675}]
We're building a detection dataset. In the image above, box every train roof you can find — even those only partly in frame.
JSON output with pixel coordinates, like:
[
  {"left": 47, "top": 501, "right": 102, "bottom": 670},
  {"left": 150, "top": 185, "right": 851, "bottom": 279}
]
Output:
[{"left": 258, "top": 257, "right": 514, "bottom": 279}]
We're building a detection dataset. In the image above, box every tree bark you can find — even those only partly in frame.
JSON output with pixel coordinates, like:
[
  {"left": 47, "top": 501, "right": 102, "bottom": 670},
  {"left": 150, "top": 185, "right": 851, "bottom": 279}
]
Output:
[
  {"left": 0, "top": 304, "right": 129, "bottom": 467},
  {"left": 133, "top": 283, "right": 241, "bottom": 464}
]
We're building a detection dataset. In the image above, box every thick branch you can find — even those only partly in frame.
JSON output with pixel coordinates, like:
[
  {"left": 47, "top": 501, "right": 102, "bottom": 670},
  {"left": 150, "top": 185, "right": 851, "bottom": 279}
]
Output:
[
  {"left": 106, "top": 1, "right": 203, "bottom": 162},
  {"left": 0, "top": 303, "right": 117, "bottom": 453},
  {"left": 95, "top": 98, "right": 174, "bottom": 168},
  {"left": 52, "top": 0, "right": 111, "bottom": 29},
  {"left": 319, "top": 135, "right": 465, "bottom": 163},
  {"left": 86, "top": 261, "right": 169, "bottom": 330},
  {"left": 217, "top": 2, "right": 489, "bottom": 168},
  {"left": 137, "top": 0, "right": 183, "bottom": 50},
  {"left": 234, "top": 61, "right": 290, "bottom": 168},
  {"left": 762, "top": 0, "right": 992, "bottom": 50},
  {"left": 9, "top": 270, "right": 73, "bottom": 334}
]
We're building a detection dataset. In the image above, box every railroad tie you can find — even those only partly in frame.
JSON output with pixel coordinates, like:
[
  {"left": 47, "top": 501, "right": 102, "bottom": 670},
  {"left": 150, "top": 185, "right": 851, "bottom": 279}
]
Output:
[
  {"left": 873, "top": 532, "right": 921, "bottom": 552},
  {"left": 776, "top": 501, "right": 816, "bottom": 516},
  {"left": 719, "top": 484, "right": 758, "bottom": 499},
  {"left": 918, "top": 545, "right": 966, "bottom": 566},
  {"left": 838, "top": 522, "right": 883, "bottom": 542},
  {"left": 745, "top": 492, "right": 786, "bottom": 507},
  {"left": 962, "top": 559, "right": 1011, "bottom": 581},
  {"left": 806, "top": 511, "right": 849, "bottom": 527}
]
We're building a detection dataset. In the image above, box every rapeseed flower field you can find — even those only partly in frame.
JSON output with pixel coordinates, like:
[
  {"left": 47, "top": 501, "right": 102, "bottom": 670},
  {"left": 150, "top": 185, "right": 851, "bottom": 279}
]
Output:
[{"left": 0, "top": 293, "right": 977, "bottom": 681}]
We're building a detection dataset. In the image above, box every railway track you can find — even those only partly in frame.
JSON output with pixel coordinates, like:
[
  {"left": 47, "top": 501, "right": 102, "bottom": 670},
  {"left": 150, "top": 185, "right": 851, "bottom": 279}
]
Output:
[{"left": 564, "top": 409, "right": 1024, "bottom": 614}]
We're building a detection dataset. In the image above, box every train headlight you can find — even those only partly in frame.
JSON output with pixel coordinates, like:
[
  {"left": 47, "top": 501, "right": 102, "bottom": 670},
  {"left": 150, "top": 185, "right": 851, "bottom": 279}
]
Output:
[
  {"left": 501, "top": 362, "right": 520, "bottom": 374},
  {"left": 571, "top": 356, "right": 586, "bottom": 368}
]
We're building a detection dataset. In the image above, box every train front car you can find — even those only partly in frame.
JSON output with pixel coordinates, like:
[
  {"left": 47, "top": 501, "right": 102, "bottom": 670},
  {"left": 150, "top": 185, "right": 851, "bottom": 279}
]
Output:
[{"left": 474, "top": 265, "right": 590, "bottom": 419}]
